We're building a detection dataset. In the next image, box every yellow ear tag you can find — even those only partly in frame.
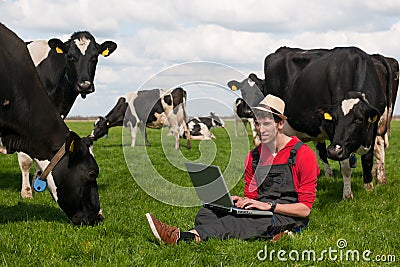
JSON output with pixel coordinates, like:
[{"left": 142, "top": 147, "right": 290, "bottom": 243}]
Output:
[
  {"left": 55, "top": 47, "right": 63, "bottom": 54},
  {"left": 324, "top": 113, "right": 333, "bottom": 120},
  {"left": 231, "top": 85, "right": 237, "bottom": 91},
  {"left": 69, "top": 140, "right": 75, "bottom": 152},
  {"left": 369, "top": 115, "right": 377, "bottom": 123},
  {"left": 102, "top": 48, "right": 109, "bottom": 57},
  {"left": 106, "top": 122, "right": 110, "bottom": 126}
]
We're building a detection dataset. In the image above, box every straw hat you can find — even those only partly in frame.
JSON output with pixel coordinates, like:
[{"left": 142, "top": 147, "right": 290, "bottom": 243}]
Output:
[{"left": 253, "top": 94, "right": 287, "bottom": 120}]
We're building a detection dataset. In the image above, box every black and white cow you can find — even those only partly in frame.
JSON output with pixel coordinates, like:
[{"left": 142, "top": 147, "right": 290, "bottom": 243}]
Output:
[
  {"left": 229, "top": 47, "right": 389, "bottom": 199},
  {"left": 92, "top": 88, "right": 191, "bottom": 150},
  {"left": 183, "top": 112, "right": 225, "bottom": 140},
  {"left": 19, "top": 32, "right": 116, "bottom": 199},
  {"left": 228, "top": 74, "right": 265, "bottom": 146},
  {"left": 27, "top": 31, "right": 117, "bottom": 115},
  {"left": 180, "top": 121, "right": 215, "bottom": 140},
  {"left": 0, "top": 23, "right": 102, "bottom": 225},
  {"left": 263, "top": 46, "right": 386, "bottom": 199}
]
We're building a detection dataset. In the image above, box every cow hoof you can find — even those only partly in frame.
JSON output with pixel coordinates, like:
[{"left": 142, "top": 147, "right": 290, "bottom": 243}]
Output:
[
  {"left": 324, "top": 168, "right": 333, "bottom": 177},
  {"left": 21, "top": 188, "right": 33, "bottom": 199},
  {"left": 377, "top": 177, "right": 387, "bottom": 185},
  {"left": 363, "top": 182, "right": 374, "bottom": 191},
  {"left": 342, "top": 192, "right": 354, "bottom": 200}
]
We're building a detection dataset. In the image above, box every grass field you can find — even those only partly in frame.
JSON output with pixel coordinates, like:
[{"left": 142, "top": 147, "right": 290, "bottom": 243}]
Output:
[{"left": 0, "top": 120, "right": 399, "bottom": 266}]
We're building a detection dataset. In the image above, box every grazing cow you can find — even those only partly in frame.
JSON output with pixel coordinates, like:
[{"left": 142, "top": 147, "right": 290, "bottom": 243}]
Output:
[
  {"left": 262, "top": 46, "right": 386, "bottom": 199},
  {"left": 228, "top": 74, "right": 265, "bottom": 146},
  {"left": 92, "top": 88, "right": 191, "bottom": 149},
  {"left": 19, "top": 32, "right": 116, "bottom": 199},
  {"left": 0, "top": 23, "right": 102, "bottom": 225},
  {"left": 183, "top": 112, "right": 225, "bottom": 140}
]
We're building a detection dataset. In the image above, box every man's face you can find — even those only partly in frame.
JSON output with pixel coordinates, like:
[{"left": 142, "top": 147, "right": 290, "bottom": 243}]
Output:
[{"left": 255, "top": 116, "right": 278, "bottom": 145}]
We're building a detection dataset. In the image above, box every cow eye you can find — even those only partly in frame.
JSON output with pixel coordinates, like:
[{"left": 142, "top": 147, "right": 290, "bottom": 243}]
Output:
[
  {"left": 354, "top": 117, "right": 363, "bottom": 124},
  {"left": 88, "top": 170, "right": 98, "bottom": 180}
]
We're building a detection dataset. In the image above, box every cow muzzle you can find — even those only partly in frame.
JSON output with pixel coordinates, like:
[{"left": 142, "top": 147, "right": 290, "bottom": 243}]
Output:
[
  {"left": 77, "top": 81, "right": 94, "bottom": 96},
  {"left": 71, "top": 210, "right": 104, "bottom": 226},
  {"left": 327, "top": 144, "right": 348, "bottom": 161}
]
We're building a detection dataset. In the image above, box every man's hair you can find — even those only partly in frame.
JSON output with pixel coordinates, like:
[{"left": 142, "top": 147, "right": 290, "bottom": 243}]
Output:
[{"left": 253, "top": 109, "right": 283, "bottom": 123}]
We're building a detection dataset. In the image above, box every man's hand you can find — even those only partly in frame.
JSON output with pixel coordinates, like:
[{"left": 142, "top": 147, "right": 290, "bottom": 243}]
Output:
[{"left": 231, "top": 196, "right": 270, "bottom": 210}]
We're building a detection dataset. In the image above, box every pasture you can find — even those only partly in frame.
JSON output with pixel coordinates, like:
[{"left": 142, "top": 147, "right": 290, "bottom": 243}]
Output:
[{"left": 0, "top": 120, "right": 399, "bottom": 266}]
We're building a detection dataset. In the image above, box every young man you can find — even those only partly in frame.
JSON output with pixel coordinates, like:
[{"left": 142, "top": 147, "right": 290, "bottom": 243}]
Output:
[{"left": 146, "top": 94, "right": 319, "bottom": 244}]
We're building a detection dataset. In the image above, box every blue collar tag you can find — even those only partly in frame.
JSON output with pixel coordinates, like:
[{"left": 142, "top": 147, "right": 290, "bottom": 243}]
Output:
[{"left": 33, "top": 176, "right": 47, "bottom": 192}]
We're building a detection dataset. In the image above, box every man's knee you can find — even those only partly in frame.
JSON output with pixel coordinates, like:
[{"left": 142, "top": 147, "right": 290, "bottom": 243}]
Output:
[{"left": 194, "top": 208, "right": 219, "bottom": 226}]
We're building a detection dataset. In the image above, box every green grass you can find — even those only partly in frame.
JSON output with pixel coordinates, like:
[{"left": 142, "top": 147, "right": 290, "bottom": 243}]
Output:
[{"left": 0, "top": 120, "right": 399, "bottom": 266}]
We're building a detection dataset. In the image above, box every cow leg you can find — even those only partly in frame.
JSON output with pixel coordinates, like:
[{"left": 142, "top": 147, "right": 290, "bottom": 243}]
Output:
[
  {"left": 138, "top": 122, "right": 150, "bottom": 146},
  {"left": 129, "top": 122, "right": 138, "bottom": 147},
  {"left": 373, "top": 135, "right": 387, "bottom": 184},
  {"left": 361, "top": 149, "right": 375, "bottom": 191},
  {"left": 339, "top": 159, "right": 354, "bottom": 200},
  {"left": 17, "top": 152, "right": 33, "bottom": 199},
  {"left": 234, "top": 116, "right": 239, "bottom": 137},
  {"left": 243, "top": 120, "right": 248, "bottom": 136},
  {"left": 314, "top": 141, "right": 333, "bottom": 177},
  {"left": 248, "top": 118, "right": 260, "bottom": 146}
]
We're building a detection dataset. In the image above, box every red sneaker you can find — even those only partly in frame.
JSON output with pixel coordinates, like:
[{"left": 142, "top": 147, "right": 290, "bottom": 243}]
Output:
[{"left": 145, "top": 213, "right": 180, "bottom": 245}]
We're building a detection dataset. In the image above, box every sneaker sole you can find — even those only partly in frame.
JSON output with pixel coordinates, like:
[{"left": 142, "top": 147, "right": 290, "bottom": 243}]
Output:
[{"left": 145, "top": 213, "right": 162, "bottom": 242}]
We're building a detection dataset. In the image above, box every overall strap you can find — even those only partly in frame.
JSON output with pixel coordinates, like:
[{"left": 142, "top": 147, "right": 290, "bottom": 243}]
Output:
[
  {"left": 251, "top": 146, "right": 260, "bottom": 171},
  {"left": 287, "top": 141, "right": 304, "bottom": 166}
]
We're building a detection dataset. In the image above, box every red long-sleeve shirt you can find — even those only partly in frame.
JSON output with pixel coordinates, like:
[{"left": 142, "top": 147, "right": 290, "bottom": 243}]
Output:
[{"left": 243, "top": 136, "right": 319, "bottom": 209}]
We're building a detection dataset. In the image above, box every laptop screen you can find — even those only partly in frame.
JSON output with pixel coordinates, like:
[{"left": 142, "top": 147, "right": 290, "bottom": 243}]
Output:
[{"left": 185, "top": 162, "right": 235, "bottom": 207}]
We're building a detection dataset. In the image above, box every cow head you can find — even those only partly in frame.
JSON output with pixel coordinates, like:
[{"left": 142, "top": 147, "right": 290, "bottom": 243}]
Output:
[
  {"left": 50, "top": 132, "right": 102, "bottom": 225},
  {"left": 209, "top": 112, "right": 225, "bottom": 128},
  {"left": 321, "top": 91, "right": 380, "bottom": 161},
  {"left": 227, "top": 73, "right": 265, "bottom": 107},
  {"left": 48, "top": 31, "right": 117, "bottom": 98},
  {"left": 91, "top": 116, "right": 110, "bottom": 141}
]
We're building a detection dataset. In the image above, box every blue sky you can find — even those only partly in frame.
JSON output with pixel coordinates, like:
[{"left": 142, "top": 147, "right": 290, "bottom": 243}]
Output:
[{"left": 2, "top": 0, "right": 400, "bottom": 117}]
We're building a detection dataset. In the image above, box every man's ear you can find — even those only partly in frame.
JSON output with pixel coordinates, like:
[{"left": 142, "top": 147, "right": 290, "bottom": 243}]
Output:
[
  {"left": 98, "top": 41, "right": 117, "bottom": 57},
  {"left": 227, "top": 80, "right": 240, "bottom": 91},
  {"left": 48, "top": 38, "right": 66, "bottom": 54}
]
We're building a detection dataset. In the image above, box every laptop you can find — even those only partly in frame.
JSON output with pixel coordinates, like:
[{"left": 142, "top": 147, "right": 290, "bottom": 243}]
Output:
[{"left": 185, "top": 162, "right": 273, "bottom": 216}]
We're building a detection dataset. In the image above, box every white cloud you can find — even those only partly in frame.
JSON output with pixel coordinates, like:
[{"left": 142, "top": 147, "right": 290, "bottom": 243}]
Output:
[{"left": 1, "top": 0, "right": 400, "bottom": 116}]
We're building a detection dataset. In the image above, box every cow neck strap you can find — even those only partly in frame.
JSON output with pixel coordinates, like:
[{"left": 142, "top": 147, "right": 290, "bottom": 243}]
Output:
[{"left": 38, "top": 143, "right": 66, "bottom": 181}]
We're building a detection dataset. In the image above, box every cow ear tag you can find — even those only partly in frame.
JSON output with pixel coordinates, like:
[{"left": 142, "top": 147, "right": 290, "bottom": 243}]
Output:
[
  {"left": 324, "top": 113, "right": 333, "bottom": 120},
  {"left": 231, "top": 85, "right": 237, "bottom": 91},
  {"left": 69, "top": 140, "right": 75, "bottom": 152},
  {"left": 33, "top": 171, "right": 47, "bottom": 192},
  {"left": 102, "top": 48, "right": 110, "bottom": 57},
  {"left": 55, "top": 47, "right": 63, "bottom": 54},
  {"left": 369, "top": 115, "right": 377, "bottom": 123}
]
